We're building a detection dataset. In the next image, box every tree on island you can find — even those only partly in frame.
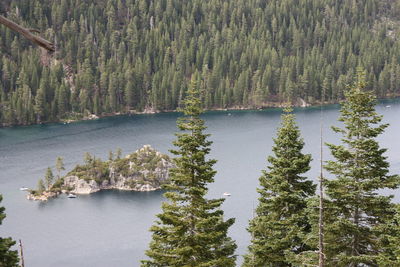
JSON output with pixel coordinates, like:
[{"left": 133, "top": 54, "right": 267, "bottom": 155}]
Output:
[
  {"left": 0, "top": 194, "right": 19, "bottom": 267},
  {"left": 108, "top": 151, "right": 114, "bottom": 161},
  {"left": 55, "top": 157, "right": 65, "bottom": 178},
  {"left": 37, "top": 179, "right": 46, "bottom": 194},
  {"left": 243, "top": 108, "right": 316, "bottom": 267},
  {"left": 44, "top": 167, "right": 54, "bottom": 190},
  {"left": 142, "top": 75, "right": 237, "bottom": 266},
  {"left": 324, "top": 70, "right": 400, "bottom": 266},
  {"left": 116, "top": 148, "right": 122, "bottom": 160},
  {"left": 84, "top": 152, "right": 93, "bottom": 165}
]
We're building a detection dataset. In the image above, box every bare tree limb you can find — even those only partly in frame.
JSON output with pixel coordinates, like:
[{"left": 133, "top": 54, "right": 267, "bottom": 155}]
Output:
[
  {"left": 0, "top": 15, "right": 54, "bottom": 52},
  {"left": 28, "top": 28, "right": 41, "bottom": 34},
  {"left": 19, "top": 239, "right": 25, "bottom": 267}
]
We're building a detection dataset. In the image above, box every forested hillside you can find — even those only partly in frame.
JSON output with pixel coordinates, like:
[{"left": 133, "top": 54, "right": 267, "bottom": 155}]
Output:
[{"left": 1, "top": 0, "right": 400, "bottom": 126}]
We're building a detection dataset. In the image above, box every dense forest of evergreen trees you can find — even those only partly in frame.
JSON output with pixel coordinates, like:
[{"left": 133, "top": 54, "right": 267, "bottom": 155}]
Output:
[{"left": 1, "top": 0, "right": 400, "bottom": 126}]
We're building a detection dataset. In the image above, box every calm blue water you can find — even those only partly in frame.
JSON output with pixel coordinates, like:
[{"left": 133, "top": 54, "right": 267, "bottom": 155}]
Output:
[{"left": 1, "top": 101, "right": 400, "bottom": 267}]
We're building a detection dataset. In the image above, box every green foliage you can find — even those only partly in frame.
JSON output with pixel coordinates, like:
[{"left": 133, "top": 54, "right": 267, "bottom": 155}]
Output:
[
  {"left": 51, "top": 177, "right": 64, "bottom": 192},
  {"left": 142, "top": 77, "right": 237, "bottom": 266},
  {"left": 113, "top": 146, "right": 171, "bottom": 187},
  {"left": 83, "top": 152, "right": 93, "bottom": 165},
  {"left": 377, "top": 204, "right": 400, "bottom": 266},
  {"left": 0, "top": 195, "right": 19, "bottom": 267},
  {"left": 66, "top": 146, "right": 171, "bottom": 188},
  {"left": 37, "top": 179, "right": 46, "bottom": 194},
  {"left": 44, "top": 167, "right": 54, "bottom": 189},
  {"left": 243, "top": 108, "right": 316, "bottom": 267},
  {"left": 108, "top": 150, "right": 114, "bottom": 161},
  {"left": 1, "top": 0, "right": 400, "bottom": 126},
  {"left": 115, "top": 148, "right": 122, "bottom": 160},
  {"left": 55, "top": 156, "right": 65, "bottom": 177},
  {"left": 324, "top": 70, "right": 400, "bottom": 266},
  {"left": 68, "top": 156, "right": 109, "bottom": 184}
]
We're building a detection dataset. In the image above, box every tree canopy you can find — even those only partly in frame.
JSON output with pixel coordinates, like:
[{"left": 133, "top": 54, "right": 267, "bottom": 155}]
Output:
[{"left": 1, "top": 0, "right": 400, "bottom": 126}]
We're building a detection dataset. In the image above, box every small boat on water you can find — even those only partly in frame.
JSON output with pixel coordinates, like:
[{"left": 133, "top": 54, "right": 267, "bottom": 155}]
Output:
[
  {"left": 67, "top": 193, "right": 77, "bottom": 198},
  {"left": 386, "top": 105, "right": 391, "bottom": 108},
  {"left": 223, "top": 192, "right": 231, "bottom": 197},
  {"left": 19, "top": 187, "right": 29, "bottom": 191}
]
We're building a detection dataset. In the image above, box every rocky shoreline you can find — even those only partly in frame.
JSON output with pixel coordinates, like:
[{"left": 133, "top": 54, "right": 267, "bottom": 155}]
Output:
[
  {"left": 3, "top": 95, "right": 400, "bottom": 128},
  {"left": 27, "top": 145, "right": 174, "bottom": 201}
]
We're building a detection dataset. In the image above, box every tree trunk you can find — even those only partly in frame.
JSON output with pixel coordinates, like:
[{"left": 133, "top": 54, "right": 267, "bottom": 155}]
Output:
[
  {"left": 318, "top": 101, "right": 325, "bottom": 267},
  {"left": 0, "top": 15, "right": 55, "bottom": 52},
  {"left": 19, "top": 239, "right": 25, "bottom": 267}
]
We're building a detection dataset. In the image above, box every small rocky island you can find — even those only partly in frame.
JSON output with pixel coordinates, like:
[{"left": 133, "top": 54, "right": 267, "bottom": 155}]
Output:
[{"left": 27, "top": 145, "right": 174, "bottom": 201}]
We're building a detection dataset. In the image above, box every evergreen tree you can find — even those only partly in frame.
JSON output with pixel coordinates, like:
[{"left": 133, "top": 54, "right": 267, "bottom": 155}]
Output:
[
  {"left": 0, "top": 195, "right": 19, "bottom": 267},
  {"left": 115, "top": 148, "right": 122, "bottom": 160},
  {"left": 55, "top": 156, "right": 65, "bottom": 178},
  {"left": 37, "top": 179, "right": 46, "bottom": 194},
  {"left": 57, "top": 83, "right": 68, "bottom": 117},
  {"left": 44, "top": 167, "right": 54, "bottom": 189},
  {"left": 34, "top": 84, "right": 46, "bottom": 123},
  {"left": 324, "top": 70, "right": 400, "bottom": 266},
  {"left": 243, "top": 108, "right": 315, "bottom": 267},
  {"left": 108, "top": 150, "right": 114, "bottom": 161},
  {"left": 142, "top": 76, "right": 237, "bottom": 267},
  {"left": 84, "top": 152, "right": 93, "bottom": 165}
]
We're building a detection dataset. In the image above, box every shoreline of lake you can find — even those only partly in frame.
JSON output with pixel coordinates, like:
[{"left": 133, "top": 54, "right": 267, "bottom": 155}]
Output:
[{"left": 3, "top": 95, "right": 399, "bottom": 128}]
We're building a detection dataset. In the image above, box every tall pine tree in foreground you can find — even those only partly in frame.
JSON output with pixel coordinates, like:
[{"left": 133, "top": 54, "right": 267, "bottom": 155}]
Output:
[
  {"left": 0, "top": 195, "right": 19, "bottom": 267},
  {"left": 243, "top": 108, "right": 315, "bottom": 267},
  {"left": 142, "top": 76, "right": 237, "bottom": 267},
  {"left": 324, "top": 70, "right": 400, "bottom": 266}
]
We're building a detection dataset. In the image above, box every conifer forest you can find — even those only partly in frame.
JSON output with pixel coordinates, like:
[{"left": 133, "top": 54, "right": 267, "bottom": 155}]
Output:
[{"left": 1, "top": 0, "right": 400, "bottom": 126}]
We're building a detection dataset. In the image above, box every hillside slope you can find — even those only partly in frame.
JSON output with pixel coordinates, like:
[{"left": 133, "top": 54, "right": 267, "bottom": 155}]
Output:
[{"left": 1, "top": 0, "right": 400, "bottom": 126}]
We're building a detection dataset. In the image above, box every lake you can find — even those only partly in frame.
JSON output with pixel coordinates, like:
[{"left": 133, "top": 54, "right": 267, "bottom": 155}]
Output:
[{"left": 1, "top": 101, "right": 400, "bottom": 266}]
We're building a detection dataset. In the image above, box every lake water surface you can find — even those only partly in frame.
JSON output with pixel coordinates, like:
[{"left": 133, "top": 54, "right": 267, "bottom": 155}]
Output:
[{"left": 1, "top": 101, "right": 400, "bottom": 266}]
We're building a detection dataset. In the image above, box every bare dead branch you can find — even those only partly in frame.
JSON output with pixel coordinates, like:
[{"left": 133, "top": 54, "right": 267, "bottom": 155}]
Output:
[
  {"left": 28, "top": 28, "right": 41, "bottom": 34},
  {"left": 0, "top": 15, "right": 54, "bottom": 52}
]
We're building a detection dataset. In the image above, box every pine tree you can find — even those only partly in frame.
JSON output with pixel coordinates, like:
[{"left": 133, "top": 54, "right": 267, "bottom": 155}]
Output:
[
  {"left": 57, "top": 83, "right": 68, "bottom": 117},
  {"left": 44, "top": 167, "right": 54, "bottom": 190},
  {"left": 142, "top": 76, "right": 237, "bottom": 267},
  {"left": 34, "top": 84, "right": 46, "bottom": 123},
  {"left": 55, "top": 157, "right": 65, "bottom": 178},
  {"left": 84, "top": 152, "right": 93, "bottom": 165},
  {"left": 115, "top": 148, "right": 122, "bottom": 160},
  {"left": 243, "top": 108, "right": 316, "bottom": 267},
  {"left": 108, "top": 150, "right": 114, "bottom": 161},
  {"left": 324, "top": 70, "right": 400, "bottom": 266},
  {"left": 0, "top": 195, "right": 19, "bottom": 267},
  {"left": 37, "top": 179, "right": 46, "bottom": 194}
]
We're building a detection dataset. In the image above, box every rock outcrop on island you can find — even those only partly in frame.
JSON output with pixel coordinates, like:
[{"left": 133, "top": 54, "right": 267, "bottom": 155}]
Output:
[
  {"left": 27, "top": 191, "right": 59, "bottom": 201},
  {"left": 27, "top": 145, "right": 174, "bottom": 201}
]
